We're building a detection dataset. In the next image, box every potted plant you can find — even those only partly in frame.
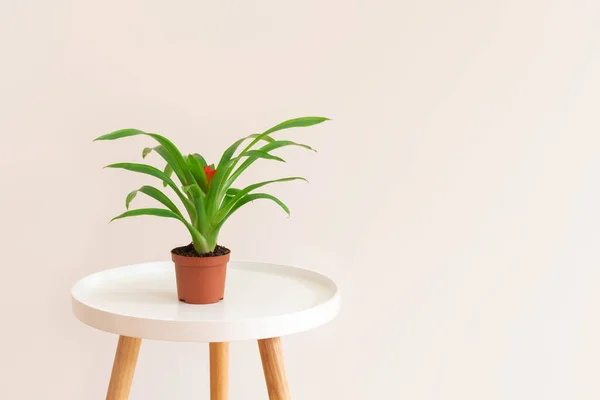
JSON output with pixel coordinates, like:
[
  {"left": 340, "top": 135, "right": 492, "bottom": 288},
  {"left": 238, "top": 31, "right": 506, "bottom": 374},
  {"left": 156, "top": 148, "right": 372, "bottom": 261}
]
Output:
[{"left": 95, "top": 116, "right": 329, "bottom": 304}]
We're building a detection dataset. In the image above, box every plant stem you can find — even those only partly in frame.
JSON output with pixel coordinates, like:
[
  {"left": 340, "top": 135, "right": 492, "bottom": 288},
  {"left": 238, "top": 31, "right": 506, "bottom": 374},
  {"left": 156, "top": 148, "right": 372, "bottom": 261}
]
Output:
[{"left": 192, "top": 236, "right": 212, "bottom": 254}]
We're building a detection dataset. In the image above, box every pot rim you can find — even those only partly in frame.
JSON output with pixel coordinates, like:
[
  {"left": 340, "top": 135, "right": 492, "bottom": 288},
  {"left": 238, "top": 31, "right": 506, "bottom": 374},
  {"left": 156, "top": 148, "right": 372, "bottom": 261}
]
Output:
[{"left": 171, "top": 247, "right": 231, "bottom": 267}]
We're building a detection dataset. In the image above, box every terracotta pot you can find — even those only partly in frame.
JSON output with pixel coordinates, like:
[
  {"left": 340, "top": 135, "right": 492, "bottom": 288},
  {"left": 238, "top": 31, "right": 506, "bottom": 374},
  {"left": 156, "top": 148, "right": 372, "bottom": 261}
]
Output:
[{"left": 171, "top": 250, "right": 231, "bottom": 304}]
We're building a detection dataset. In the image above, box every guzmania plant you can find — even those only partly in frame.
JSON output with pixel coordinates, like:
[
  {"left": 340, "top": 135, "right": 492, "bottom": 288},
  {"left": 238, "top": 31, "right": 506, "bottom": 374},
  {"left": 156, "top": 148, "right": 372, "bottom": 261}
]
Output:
[{"left": 95, "top": 117, "right": 329, "bottom": 255}]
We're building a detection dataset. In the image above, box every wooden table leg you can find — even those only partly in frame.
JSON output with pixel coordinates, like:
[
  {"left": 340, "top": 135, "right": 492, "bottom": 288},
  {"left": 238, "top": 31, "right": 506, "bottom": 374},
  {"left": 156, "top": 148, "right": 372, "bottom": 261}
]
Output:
[
  {"left": 258, "top": 337, "right": 291, "bottom": 400},
  {"left": 106, "top": 336, "right": 142, "bottom": 400},
  {"left": 210, "top": 342, "right": 229, "bottom": 400}
]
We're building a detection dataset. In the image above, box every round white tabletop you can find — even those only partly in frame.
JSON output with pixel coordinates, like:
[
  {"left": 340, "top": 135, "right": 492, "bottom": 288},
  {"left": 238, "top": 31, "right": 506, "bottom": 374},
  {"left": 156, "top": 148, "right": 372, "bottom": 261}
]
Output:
[{"left": 72, "top": 261, "right": 340, "bottom": 342}]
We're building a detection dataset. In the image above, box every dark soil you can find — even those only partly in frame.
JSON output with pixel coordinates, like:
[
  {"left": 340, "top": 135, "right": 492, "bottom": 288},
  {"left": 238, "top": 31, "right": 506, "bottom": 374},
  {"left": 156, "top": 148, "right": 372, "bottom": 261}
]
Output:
[{"left": 171, "top": 243, "right": 231, "bottom": 258}]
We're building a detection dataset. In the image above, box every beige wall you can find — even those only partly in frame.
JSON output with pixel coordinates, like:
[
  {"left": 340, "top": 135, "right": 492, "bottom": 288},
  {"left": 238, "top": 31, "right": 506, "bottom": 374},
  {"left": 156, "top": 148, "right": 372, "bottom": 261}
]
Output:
[{"left": 2, "top": 0, "right": 600, "bottom": 398}]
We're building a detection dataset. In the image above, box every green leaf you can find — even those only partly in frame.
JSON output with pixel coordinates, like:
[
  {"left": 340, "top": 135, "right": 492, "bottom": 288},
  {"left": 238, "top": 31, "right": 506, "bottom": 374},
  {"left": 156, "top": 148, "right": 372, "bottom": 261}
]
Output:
[
  {"left": 110, "top": 207, "right": 182, "bottom": 222},
  {"left": 217, "top": 137, "right": 248, "bottom": 171},
  {"left": 187, "top": 155, "right": 208, "bottom": 193},
  {"left": 125, "top": 191, "right": 137, "bottom": 209},
  {"left": 263, "top": 116, "right": 330, "bottom": 135},
  {"left": 104, "top": 163, "right": 195, "bottom": 219},
  {"left": 206, "top": 149, "right": 285, "bottom": 216},
  {"left": 206, "top": 133, "right": 293, "bottom": 217},
  {"left": 95, "top": 128, "right": 147, "bottom": 141},
  {"left": 183, "top": 184, "right": 209, "bottom": 233},
  {"left": 217, "top": 134, "right": 276, "bottom": 170},
  {"left": 222, "top": 188, "right": 240, "bottom": 209},
  {"left": 142, "top": 147, "right": 153, "bottom": 158},
  {"left": 232, "top": 149, "right": 286, "bottom": 163},
  {"left": 204, "top": 164, "right": 231, "bottom": 217},
  {"left": 125, "top": 185, "right": 183, "bottom": 218},
  {"left": 110, "top": 207, "right": 210, "bottom": 253},
  {"left": 239, "top": 193, "right": 290, "bottom": 215},
  {"left": 163, "top": 164, "right": 173, "bottom": 187},
  {"left": 258, "top": 139, "right": 316, "bottom": 153},
  {"left": 95, "top": 129, "right": 194, "bottom": 186},
  {"left": 248, "top": 133, "right": 275, "bottom": 143},
  {"left": 237, "top": 117, "right": 328, "bottom": 158},
  {"left": 216, "top": 177, "right": 307, "bottom": 222},
  {"left": 140, "top": 145, "right": 188, "bottom": 186},
  {"left": 105, "top": 162, "right": 177, "bottom": 189},
  {"left": 209, "top": 146, "right": 290, "bottom": 217},
  {"left": 191, "top": 153, "right": 208, "bottom": 168},
  {"left": 227, "top": 140, "right": 313, "bottom": 186},
  {"left": 214, "top": 193, "right": 290, "bottom": 232}
]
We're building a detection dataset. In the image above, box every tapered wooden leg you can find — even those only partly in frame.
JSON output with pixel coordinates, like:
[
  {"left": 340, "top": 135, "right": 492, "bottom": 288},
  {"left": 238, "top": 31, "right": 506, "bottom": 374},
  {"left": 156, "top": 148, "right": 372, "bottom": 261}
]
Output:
[
  {"left": 106, "top": 336, "right": 142, "bottom": 400},
  {"left": 258, "top": 337, "right": 291, "bottom": 400},
  {"left": 210, "top": 342, "right": 229, "bottom": 400}
]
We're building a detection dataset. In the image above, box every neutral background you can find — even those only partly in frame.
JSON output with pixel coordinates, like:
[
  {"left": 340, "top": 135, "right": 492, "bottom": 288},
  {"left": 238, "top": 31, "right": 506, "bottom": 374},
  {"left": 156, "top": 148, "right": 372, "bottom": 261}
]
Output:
[{"left": 1, "top": 1, "right": 600, "bottom": 399}]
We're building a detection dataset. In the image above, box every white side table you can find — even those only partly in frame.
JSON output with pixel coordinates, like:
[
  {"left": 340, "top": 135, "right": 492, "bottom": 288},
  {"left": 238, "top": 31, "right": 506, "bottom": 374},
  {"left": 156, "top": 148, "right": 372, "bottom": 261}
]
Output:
[{"left": 71, "top": 261, "right": 340, "bottom": 400}]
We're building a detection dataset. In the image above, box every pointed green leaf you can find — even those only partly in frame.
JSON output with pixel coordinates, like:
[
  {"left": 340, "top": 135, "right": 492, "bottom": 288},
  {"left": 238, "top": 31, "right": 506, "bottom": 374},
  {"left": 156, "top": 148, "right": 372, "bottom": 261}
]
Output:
[
  {"left": 163, "top": 164, "right": 173, "bottom": 187},
  {"left": 95, "top": 129, "right": 194, "bottom": 186},
  {"left": 217, "top": 137, "right": 249, "bottom": 171},
  {"left": 216, "top": 177, "right": 306, "bottom": 221},
  {"left": 104, "top": 163, "right": 195, "bottom": 220},
  {"left": 261, "top": 140, "right": 316, "bottom": 153},
  {"left": 187, "top": 155, "right": 208, "bottom": 193},
  {"left": 248, "top": 133, "right": 275, "bottom": 143},
  {"left": 263, "top": 116, "right": 330, "bottom": 136},
  {"left": 237, "top": 117, "right": 328, "bottom": 158},
  {"left": 183, "top": 184, "right": 209, "bottom": 233},
  {"left": 217, "top": 134, "right": 276, "bottom": 170},
  {"left": 111, "top": 208, "right": 184, "bottom": 223},
  {"left": 204, "top": 163, "right": 231, "bottom": 215},
  {"left": 191, "top": 153, "right": 208, "bottom": 168},
  {"left": 205, "top": 150, "right": 284, "bottom": 216},
  {"left": 95, "top": 128, "right": 147, "bottom": 141},
  {"left": 227, "top": 140, "right": 313, "bottom": 187},
  {"left": 105, "top": 162, "right": 178, "bottom": 190},
  {"left": 232, "top": 150, "right": 285, "bottom": 163},
  {"left": 138, "top": 145, "right": 188, "bottom": 185},
  {"left": 110, "top": 208, "right": 210, "bottom": 253},
  {"left": 125, "top": 190, "right": 138, "bottom": 209},
  {"left": 222, "top": 188, "right": 240, "bottom": 209},
  {"left": 125, "top": 186, "right": 183, "bottom": 218},
  {"left": 207, "top": 132, "right": 306, "bottom": 216},
  {"left": 214, "top": 193, "right": 290, "bottom": 232}
]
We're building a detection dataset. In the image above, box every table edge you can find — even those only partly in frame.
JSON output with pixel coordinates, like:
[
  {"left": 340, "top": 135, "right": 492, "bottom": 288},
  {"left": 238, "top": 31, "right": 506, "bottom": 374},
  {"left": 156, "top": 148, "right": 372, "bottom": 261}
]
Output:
[{"left": 71, "top": 260, "right": 341, "bottom": 342}]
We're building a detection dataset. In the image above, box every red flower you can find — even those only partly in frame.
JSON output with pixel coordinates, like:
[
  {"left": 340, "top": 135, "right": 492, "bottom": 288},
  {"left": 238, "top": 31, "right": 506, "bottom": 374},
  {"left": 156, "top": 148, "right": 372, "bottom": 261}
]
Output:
[{"left": 203, "top": 165, "right": 216, "bottom": 185}]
